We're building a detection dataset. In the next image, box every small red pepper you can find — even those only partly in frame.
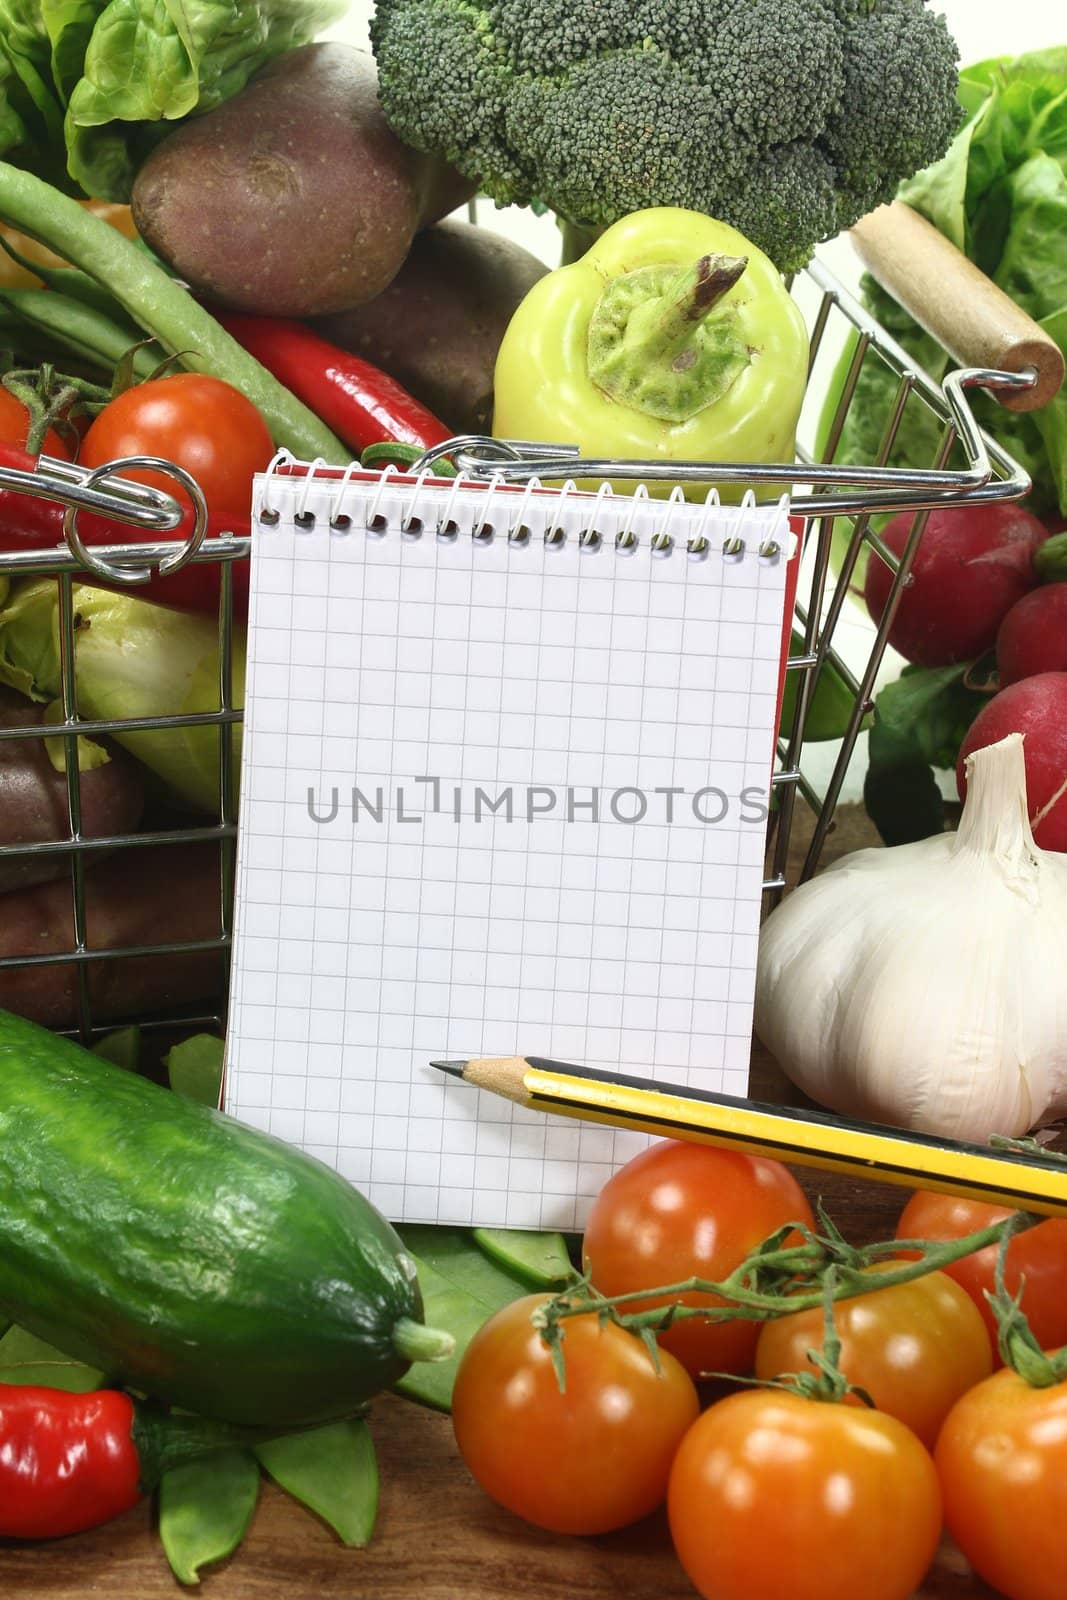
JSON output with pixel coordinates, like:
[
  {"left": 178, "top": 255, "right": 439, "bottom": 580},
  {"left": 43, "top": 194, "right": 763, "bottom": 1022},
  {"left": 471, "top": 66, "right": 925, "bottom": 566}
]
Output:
[
  {"left": 0, "top": 440, "right": 250, "bottom": 619},
  {"left": 0, "top": 1384, "right": 263, "bottom": 1539},
  {"left": 215, "top": 313, "right": 453, "bottom": 457}
]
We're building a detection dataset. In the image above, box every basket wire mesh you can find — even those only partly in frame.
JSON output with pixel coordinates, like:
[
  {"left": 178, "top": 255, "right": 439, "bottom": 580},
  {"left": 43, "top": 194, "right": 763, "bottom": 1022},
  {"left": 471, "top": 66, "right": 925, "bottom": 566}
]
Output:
[{"left": 0, "top": 253, "right": 1034, "bottom": 1041}]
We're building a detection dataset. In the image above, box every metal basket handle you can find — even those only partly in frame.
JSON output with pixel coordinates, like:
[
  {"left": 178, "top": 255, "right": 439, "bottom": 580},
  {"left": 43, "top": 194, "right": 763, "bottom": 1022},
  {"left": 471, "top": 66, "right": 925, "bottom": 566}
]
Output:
[{"left": 850, "top": 200, "right": 1065, "bottom": 413}]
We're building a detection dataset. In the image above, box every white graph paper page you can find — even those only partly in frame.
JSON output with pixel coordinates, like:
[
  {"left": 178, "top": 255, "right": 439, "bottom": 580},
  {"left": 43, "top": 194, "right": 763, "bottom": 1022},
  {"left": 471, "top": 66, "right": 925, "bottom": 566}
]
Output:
[{"left": 226, "top": 469, "right": 791, "bottom": 1229}]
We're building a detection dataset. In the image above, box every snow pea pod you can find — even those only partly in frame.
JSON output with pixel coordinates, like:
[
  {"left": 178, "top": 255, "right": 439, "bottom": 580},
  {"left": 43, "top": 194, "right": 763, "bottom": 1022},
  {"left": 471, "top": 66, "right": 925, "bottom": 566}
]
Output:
[
  {"left": 258, "top": 1420, "right": 378, "bottom": 1547},
  {"left": 159, "top": 1449, "right": 260, "bottom": 1587}
]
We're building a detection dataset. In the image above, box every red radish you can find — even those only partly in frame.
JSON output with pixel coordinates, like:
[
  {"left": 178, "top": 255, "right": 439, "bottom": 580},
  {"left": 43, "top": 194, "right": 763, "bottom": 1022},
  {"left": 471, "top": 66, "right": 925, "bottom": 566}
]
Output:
[
  {"left": 957, "top": 674, "right": 1067, "bottom": 851},
  {"left": 865, "top": 503, "right": 1047, "bottom": 667},
  {"left": 996, "top": 585, "right": 1067, "bottom": 685}
]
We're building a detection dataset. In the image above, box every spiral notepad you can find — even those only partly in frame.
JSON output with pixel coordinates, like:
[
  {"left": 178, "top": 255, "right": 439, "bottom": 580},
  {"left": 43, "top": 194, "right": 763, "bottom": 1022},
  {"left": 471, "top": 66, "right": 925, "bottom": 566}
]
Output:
[{"left": 226, "top": 463, "right": 792, "bottom": 1229}]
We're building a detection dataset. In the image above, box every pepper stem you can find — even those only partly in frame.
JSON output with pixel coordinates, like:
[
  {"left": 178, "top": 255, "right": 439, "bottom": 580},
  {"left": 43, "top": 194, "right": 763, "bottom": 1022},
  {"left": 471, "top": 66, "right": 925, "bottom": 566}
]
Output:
[
  {"left": 587, "top": 255, "right": 752, "bottom": 424},
  {"left": 641, "top": 255, "right": 750, "bottom": 365}
]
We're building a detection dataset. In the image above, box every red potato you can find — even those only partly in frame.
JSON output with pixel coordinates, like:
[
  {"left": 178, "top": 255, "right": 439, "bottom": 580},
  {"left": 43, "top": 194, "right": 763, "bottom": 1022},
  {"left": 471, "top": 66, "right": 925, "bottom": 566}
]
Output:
[
  {"left": 0, "top": 689, "right": 144, "bottom": 893},
  {"left": 997, "top": 584, "right": 1067, "bottom": 685},
  {"left": 957, "top": 674, "right": 1067, "bottom": 852},
  {"left": 0, "top": 841, "right": 227, "bottom": 1028},
  {"left": 865, "top": 503, "right": 1048, "bottom": 667}
]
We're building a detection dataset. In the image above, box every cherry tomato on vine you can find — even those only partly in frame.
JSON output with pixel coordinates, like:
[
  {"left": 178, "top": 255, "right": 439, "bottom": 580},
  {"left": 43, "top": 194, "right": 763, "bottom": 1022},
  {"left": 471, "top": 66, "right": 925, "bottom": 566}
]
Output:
[
  {"left": 668, "top": 1390, "right": 942, "bottom": 1600},
  {"left": 582, "top": 1140, "right": 815, "bottom": 1378},
  {"left": 451, "top": 1293, "right": 699, "bottom": 1535},
  {"left": 937, "top": 1366, "right": 1067, "bottom": 1600},
  {"left": 80, "top": 373, "right": 273, "bottom": 520},
  {"left": 755, "top": 1262, "right": 992, "bottom": 1448},
  {"left": 0, "top": 388, "right": 72, "bottom": 459},
  {"left": 896, "top": 1191, "right": 1067, "bottom": 1359}
]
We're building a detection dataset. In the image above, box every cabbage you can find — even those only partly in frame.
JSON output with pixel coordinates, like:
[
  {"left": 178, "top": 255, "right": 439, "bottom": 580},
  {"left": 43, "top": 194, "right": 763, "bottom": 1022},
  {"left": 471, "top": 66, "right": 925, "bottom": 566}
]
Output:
[{"left": 0, "top": 578, "right": 244, "bottom": 813}]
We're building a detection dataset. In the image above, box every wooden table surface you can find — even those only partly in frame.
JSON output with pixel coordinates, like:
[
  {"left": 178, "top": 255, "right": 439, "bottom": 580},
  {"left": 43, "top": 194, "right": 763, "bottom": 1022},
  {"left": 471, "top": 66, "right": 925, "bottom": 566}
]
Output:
[{"left": 0, "top": 809, "right": 1037, "bottom": 1598}]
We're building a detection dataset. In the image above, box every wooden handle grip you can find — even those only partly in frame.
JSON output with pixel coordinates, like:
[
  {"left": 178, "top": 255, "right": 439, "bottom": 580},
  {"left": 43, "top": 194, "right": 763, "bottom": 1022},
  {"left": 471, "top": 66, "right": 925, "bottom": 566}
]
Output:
[{"left": 849, "top": 201, "right": 1065, "bottom": 413}]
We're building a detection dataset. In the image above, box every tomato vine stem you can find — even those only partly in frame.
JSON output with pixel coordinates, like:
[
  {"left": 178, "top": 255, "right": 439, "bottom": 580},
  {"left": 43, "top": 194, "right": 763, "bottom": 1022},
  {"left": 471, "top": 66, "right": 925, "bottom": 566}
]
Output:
[{"left": 533, "top": 1209, "right": 1037, "bottom": 1350}]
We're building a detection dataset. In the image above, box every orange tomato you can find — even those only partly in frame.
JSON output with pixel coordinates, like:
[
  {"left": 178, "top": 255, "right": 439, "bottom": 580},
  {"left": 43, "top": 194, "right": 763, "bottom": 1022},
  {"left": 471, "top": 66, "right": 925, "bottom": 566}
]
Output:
[
  {"left": 937, "top": 1365, "right": 1067, "bottom": 1600},
  {"left": 755, "top": 1262, "right": 992, "bottom": 1448},
  {"left": 669, "top": 1389, "right": 942, "bottom": 1600},
  {"left": 582, "top": 1139, "right": 815, "bottom": 1378},
  {"left": 896, "top": 1191, "right": 1067, "bottom": 1361},
  {"left": 452, "top": 1293, "right": 699, "bottom": 1535}
]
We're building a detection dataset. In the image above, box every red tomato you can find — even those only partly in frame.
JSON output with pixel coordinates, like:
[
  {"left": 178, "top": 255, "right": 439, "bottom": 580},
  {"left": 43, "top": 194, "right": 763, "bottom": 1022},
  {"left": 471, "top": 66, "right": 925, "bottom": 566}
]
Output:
[
  {"left": 937, "top": 1366, "right": 1067, "bottom": 1600},
  {"left": 0, "top": 388, "right": 73, "bottom": 459},
  {"left": 451, "top": 1293, "right": 699, "bottom": 1535},
  {"left": 80, "top": 373, "right": 273, "bottom": 520},
  {"left": 896, "top": 1191, "right": 1067, "bottom": 1360},
  {"left": 668, "top": 1390, "right": 942, "bottom": 1600},
  {"left": 754, "top": 1262, "right": 992, "bottom": 1448},
  {"left": 582, "top": 1140, "right": 815, "bottom": 1378}
]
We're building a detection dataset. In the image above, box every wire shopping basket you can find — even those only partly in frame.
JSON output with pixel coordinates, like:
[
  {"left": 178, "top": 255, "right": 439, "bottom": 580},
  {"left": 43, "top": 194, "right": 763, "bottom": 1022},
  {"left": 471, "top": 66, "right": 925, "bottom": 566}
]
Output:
[{"left": 0, "top": 203, "right": 1060, "bottom": 1043}]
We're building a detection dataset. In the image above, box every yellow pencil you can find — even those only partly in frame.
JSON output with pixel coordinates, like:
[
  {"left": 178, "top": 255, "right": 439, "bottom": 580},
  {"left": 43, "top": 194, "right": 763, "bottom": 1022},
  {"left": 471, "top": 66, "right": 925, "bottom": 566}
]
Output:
[{"left": 431, "top": 1055, "right": 1067, "bottom": 1219}]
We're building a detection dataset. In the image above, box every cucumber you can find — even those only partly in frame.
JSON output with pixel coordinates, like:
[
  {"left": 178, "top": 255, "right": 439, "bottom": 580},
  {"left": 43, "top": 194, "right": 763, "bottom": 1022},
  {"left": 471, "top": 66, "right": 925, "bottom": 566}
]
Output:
[{"left": 0, "top": 1009, "right": 446, "bottom": 1427}]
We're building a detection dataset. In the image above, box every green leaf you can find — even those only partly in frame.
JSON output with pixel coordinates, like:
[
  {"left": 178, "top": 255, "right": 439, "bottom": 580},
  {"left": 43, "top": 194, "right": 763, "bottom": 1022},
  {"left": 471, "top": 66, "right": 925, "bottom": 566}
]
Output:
[
  {"left": 91, "top": 1023, "right": 141, "bottom": 1072},
  {"left": 257, "top": 1420, "right": 378, "bottom": 1548},
  {"left": 0, "top": 1324, "right": 105, "bottom": 1392},
  {"left": 863, "top": 662, "right": 992, "bottom": 845},
  {"left": 159, "top": 1448, "right": 260, "bottom": 1588},
  {"left": 864, "top": 709, "right": 947, "bottom": 846},
  {"left": 62, "top": 0, "right": 350, "bottom": 199},
  {"left": 876, "top": 662, "right": 988, "bottom": 770},
  {"left": 394, "top": 1228, "right": 534, "bottom": 1411},
  {"left": 166, "top": 1033, "right": 224, "bottom": 1107},
  {"left": 473, "top": 1227, "right": 574, "bottom": 1288}
]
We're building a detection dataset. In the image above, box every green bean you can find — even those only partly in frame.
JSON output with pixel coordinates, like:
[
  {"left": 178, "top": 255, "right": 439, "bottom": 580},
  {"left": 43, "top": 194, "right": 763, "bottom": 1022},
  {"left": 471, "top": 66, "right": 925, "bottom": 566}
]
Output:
[
  {"left": 0, "top": 233, "right": 132, "bottom": 324},
  {"left": 0, "top": 288, "right": 162, "bottom": 381},
  {"left": 0, "top": 163, "right": 345, "bottom": 460}
]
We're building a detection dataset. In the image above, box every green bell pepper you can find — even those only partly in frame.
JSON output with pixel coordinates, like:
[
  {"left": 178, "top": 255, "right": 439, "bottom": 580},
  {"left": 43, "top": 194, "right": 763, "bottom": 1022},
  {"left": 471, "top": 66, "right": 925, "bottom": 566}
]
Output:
[{"left": 492, "top": 207, "right": 808, "bottom": 495}]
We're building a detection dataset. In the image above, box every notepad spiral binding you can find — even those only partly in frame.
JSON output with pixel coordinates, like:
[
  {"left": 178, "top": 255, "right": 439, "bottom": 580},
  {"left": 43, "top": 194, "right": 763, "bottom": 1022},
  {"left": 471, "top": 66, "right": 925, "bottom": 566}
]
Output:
[{"left": 256, "top": 451, "right": 790, "bottom": 565}]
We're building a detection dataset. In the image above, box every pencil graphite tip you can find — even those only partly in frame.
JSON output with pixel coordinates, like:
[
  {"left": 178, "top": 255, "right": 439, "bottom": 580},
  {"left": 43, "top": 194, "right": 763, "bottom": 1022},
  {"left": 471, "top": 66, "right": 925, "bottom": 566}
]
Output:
[{"left": 430, "top": 1060, "right": 468, "bottom": 1077}]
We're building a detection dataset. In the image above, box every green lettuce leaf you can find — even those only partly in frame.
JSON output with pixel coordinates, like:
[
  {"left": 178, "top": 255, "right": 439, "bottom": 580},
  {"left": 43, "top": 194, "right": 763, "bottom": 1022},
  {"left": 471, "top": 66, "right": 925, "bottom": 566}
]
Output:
[
  {"left": 64, "top": 0, "right": 348, "bottom": 198},
  {"left": 41, "top": 0, "right": 108, "bottom": 105},
  {"left": 0, "top": 0, "right": 348, "bottom": 198},
  {"left": 829, "top": 48, "right": 1067, "bottom": 524}
]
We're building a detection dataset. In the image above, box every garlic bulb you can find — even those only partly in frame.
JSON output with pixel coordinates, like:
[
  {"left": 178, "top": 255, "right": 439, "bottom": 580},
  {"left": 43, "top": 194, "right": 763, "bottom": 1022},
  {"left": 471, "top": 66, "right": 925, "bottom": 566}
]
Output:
[{"left": 755, "top": 734, "right": 1067, "bottom": 1142}]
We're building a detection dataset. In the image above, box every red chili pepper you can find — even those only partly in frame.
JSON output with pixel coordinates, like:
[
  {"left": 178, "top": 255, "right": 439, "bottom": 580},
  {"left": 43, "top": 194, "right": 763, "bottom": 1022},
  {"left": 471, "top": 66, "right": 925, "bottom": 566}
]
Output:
[
  {"left": 215, "top": 313, "right": 453, "bottom": 457},
  {"left": 0, "top": 440, "right": 249, "bottom": 619},
  {"left": 0, "top": 1385, "right": 260, "bottom": 1539}
]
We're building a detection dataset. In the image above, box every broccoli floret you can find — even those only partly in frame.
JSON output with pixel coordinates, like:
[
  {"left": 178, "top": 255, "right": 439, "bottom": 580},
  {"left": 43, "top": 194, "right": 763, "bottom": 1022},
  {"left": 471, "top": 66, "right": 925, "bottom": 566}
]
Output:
[
  {"left": 706, "top": 142, "right": 842, "bottom": 273},
  {"left": 824, "top": 0, "right": 961, "bottom": 217},
  {"left": 504, "top": 46, "right": 728, "bottom": 221},
  {"left": 370, "top": 0, "right": 960, "bottom": 271}
]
